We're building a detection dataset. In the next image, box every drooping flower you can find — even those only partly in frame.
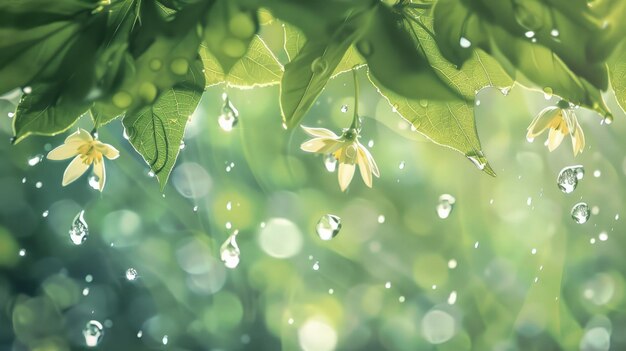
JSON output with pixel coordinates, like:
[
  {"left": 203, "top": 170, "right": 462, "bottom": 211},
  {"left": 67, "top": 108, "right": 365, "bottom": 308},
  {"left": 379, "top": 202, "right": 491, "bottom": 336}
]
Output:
[
  {"left": 300, "top": 126, "right": 379, "bottom": 191},
  {"left": 526, "top": 100, "right": 585, "bottom": 156},
  {"left": 47, "top": 128, "right": 119, "bottom": 191}
]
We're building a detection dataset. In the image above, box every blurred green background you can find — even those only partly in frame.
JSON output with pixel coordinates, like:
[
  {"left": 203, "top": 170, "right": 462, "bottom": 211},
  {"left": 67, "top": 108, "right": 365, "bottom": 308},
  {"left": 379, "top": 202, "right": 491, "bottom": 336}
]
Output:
[{"left": 1, "top": 63, "right": 626, "bottom": 350}]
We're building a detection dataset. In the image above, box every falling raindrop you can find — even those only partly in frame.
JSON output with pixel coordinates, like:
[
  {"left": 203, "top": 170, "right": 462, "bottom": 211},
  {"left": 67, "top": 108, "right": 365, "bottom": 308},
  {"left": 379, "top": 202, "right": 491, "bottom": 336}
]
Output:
[
  {"left": 218, "top": 93, "right": 239, "bottom": 132},
  {"left": 35, "top": 181, "right": 43, "bottom": 189},
  {"left": 448, "top": 259, "right": 457, "bottom": 269},
  {"left": 83, "top": 320, "right": 104, "bottom": 347},
  {"left": 19, "top": 249, "right": 26, "bottom": 257},
  {"left": 459, "top": 36, "right": 472, "bottom": 48},
  {"left": 193, "top": 205, "right": 199, "bottom": 212},
  {"left": 323, "top": 154, "right": 337, "bottom": 172},
  {"left": 557, "top": 165, "right": 584, "bottom": 193},
  {"left": 377, "top": 215, "right": 385, "bottom": 224},
  {"left": 27, "top": 154, "right": 43, "bottom": 166},
  {"left": 385, "top": 281, "right": 391, "bottom": 289},
  {"left": 69, "top": 210, "right": 89, "bottom": 245},
  {"left": 550, "top": 29, "right": 560, "bottom": 37},
  {"left": 598, "top": 231, "right": 608, "bottom": 241},
  {"left": 524, "top": 31, "right": 535, "bottom": 38},
  {"left": 162, "top": 335, "right": 169, "bottom": 345},
  {"left": 312, "top": 261, "right": 320, "bottom": 270},
  {"left": 315, "top": 214, "right": 342, "bottom": 241},
  {"left": 137, "top": 330, "right": 143, "bottom": 338},
  {"left": 399, "top": 161, "right": 405, "bottom": 170},
  {"left": 367, "top": 140, "right": 374, "bottom": 148},
  {"left": 88, "top": 176, "right": 100, "bottom": 190},
  {"left": 340, "top": 105, "right": 348, "bottom": 113},
  {"left": 42, "top": 210, "right": 49, "bottom": 218},
  {"left": 436, "top": 194, "right": 456, "bottom": 219},
  {"left": 571, "top": 202, "right": 590, "bottom": 224},
  {"left": 21, "top": 177, "right": 26, "bottom": 184},
  {"left": 220, "top": 231, "right": 241, "bottom": 269},
  {"left": 447, "top": 291, "right": 457, "bottom": 305},
  {"left": 593, "top": 170, "right": 601, "bottom": 178},
  {"left": 8, "top": 112, "right": 14, "bottom": 118},
  {"left": 125, "top": 268, "right": 138, "bottom": 281}
]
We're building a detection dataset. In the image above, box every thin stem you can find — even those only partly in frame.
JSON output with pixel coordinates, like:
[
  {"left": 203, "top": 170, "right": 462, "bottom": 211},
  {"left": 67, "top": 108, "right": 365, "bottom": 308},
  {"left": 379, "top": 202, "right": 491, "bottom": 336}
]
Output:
[{"left": 350, "top": 68, "right": 361, "bottom": 130}]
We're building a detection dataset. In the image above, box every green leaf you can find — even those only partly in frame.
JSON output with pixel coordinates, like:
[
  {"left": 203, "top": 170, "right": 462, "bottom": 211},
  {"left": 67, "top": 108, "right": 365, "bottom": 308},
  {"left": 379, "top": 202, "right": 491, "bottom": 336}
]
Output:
[
  {"left": 200, "top": 35, "right": 283, "bottom": 88},
  {"left": 203, "top": 0, "right": 259, "bottom": 74},
  {"left": 280, "top": 8, "right": 375, "bottom": 129},
  {"left": 12, "top": 84, "right": 92, "bottom": 143},
  {"left": 608, "top": 44, "right": 626, "bottom": 115},
  {"left": 122, "top": 59, "right": 205, "bottom": 189}
]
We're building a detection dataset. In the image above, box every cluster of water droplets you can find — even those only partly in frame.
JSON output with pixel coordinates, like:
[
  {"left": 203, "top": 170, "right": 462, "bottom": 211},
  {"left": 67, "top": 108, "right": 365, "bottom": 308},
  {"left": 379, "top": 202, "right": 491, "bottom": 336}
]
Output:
[
  {"left": 218, "top": 93, "right": 239, "bottom": 132},
  {"left": 315, "top": 214, "right": 342, "bottom": 240}
]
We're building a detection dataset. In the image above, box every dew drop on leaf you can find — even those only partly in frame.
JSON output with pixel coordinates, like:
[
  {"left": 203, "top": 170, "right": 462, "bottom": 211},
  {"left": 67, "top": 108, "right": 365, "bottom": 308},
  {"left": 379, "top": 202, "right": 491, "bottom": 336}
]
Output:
[
  {"left": 571, "top": 202, "right": 590, "bottom": 224},
  {"left": 218, "top": 93, "right": 239, "bottom": 132},
  {"left": 27, "top": 154, "right": 43, "bottom": 166},
  {"left": 557, "top": 165, "right": 584, "bottom": 193},
  {"left": 69, "top": 210, "right": 89, "bottom": 245},
  {"left": 315, "top": 214, "right": 342, "bottom": 241},
  {"left": 83, "top": 320, "right": 104, "bottom": 347},
  {"left": 323, "top": 154, "right": 337, "bottom": 172},
  {"left": 459, "top": 36, "right": 472, "bottom": 48},
  {"left": 466, "top": 151, "right": 487, "bottom": 171},
  {"left": 220, "top": 232, "right": 241, "bottom": 269},
  {"left": 436, "top": 194, "right": 456, "bottom": 219},
  {"left": 125, "top": 268, "right": 138, "bottom": 281},
  {"left": 310, "top": 57, "right": 328, "bottom": 74}
]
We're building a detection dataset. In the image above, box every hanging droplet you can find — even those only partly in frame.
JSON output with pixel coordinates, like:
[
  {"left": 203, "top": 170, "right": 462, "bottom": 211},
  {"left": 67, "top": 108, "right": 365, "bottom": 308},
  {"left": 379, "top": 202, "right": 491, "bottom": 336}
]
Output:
[
  {"left": 27, "top": 154, "right": 43, "bottom": 166},
  {"left": 220, "top": 232, "right": 240, "bottom": 269},
  {"left": 466, "top": 151, "right": 487, "bottom": 171},
  {"left": 88, "top": 175, "right": 100, "bottom": 190},
  {"left": 557, "top": 165, "right": 584, "bottom": 193},
  {"left": 83, "top": 320, "right": 104, "bottom": 347},
  {"left": 603, "top": 113, "right": 613, "bottom": 125},
  {"left": 459, "top": 36, "right": 472, "bottom": 48},
  {"left": 69, "top": 210, "right": 89, "bottom": 245},
  {"left": 436, "top": 194, "right": 456, "bottom": 219},
  {"left": 125, "top": 268, "right": 138, "bottom": 281},
  {"left": 571, "top": 202, "right": 590, "bottom": 224},
  {"left": 340, "top": 105, "right": 348, "bottom": 113},
  {"left": 367, "top": 140, "right": 374, "bottom": 148},
  {"left": 218, "top": 93, "right": 239, "bottom": 132},
  {"left": 543, "top": 87, "right": 553, "bottom": 100},
  {"left": 315, "top": 214, "right": 342, "bottom": 241},
  {"left": 323, "top": 154, "right": 337, "bottom": 172}
]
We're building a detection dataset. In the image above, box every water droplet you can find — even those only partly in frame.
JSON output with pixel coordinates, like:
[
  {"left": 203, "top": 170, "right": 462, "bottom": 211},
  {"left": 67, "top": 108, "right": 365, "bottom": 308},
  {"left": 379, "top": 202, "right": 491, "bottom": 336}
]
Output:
[
  {"left": 310, "top": 57, "right": 328, "bottom": 74},
  {"left": 448, "top": 259, "right": 457, "bottom": 269},
  {"left": 367, "top": 140, "right": 374, "bottom": 148},
  {"left": 615, "top": 214, "right": 619, "bottom": 220},
  {"left": 474, "top": 241, "right": 479, "bottom": 249},
  {"left": 312, "top": 261, "right": 320, "bottom": 270},
  {"left": 543, "top": 87, "right": 553, "bottom": 100},
  {"left": 399, "top": 161, "right": 405, "bottom": 170},
  {"left": 8, "top": 112, "right": 14, "bottom": 118},
  {"left": 35, "top": 181, "right": 43, "bottom": 189},
  {"left": 83, "top": 320, "right": 104, "bottom": 347},
  {"left": 27, "top": 154, "right": 43, "bottom": 166},
  {"left": 459, "top": 36, "right": 472, "bottom": 48},
  {"left": 377, "top": 215, "right": 385, "bottom": 224},
  {"left": 220, "top": 232, "right": 241, "bottom": 269},
  {"left": 170, "top": 58, "right": 189, "bottom": 75},
  {"left": 218, "top": 94, "right": 239, "bottom": 132},
  {"left": 385, "top": 281, "right": 391, "bottom": 289},
  {"left": 85, "top": 274, "right": 93, "bottom": 283},
  {"left": 226, "top": 201, "right": 232, "bottom": 211},
  {"left": 475, "top": 100, "right": 481, "bottom": 106},
  {"left": 323, "top": 154, "right": 337, "bottom": 172},
  {"left": 514, "top": 3, "right": 544, "bottom": 30},
  {"left": 162, "top": 335, "right": 169, "bottom": 345},
  {"left": 315, "top": 214, "right": 342, "bottom": 241},
  {"left": 19, "top": 249, "right": 26, "bottom": 257},
  {"left": 125, "top": 268, "right": 138, "bottom": 281},
  {"left": 436, "top": 194, "right": 456, "bottom": 219},
  {"left": 571, "top": 202, "right": 590, "bottom": 224},
  {"left": 356, "top": 40, "right": 373, "bottom": 57},
  {"left": 22, "top": 86, "right": 32, "bottom": 94},
  {"left": 598, "top": 231, "right": 608, "bottom": 241},
  {"left": 398, "top": 296, "right": 405, "bottom": 303},
  {"left": 557, "top": 165, "right": 584, "bottom": 193},
  {"left": 531, "top": 248, "right": 537, "bottom": 255},
  {"left": 603, "top": 114, "right": 613, "bottom": 125},
  {"left": 593, "top": 170, "right": 601, "bottom": 178},
  {"left": 193, "top": 205, "right": 199, "bottom": 212},
  {"left": 288, "top": 318, "right": 294, "bottom": 325},
  {"left": 82, "top": 287, "right": 89, "bottom": 296},
  {"left": 499, "top": 87, "right": 511, "bottom": 96},
  {"left": 21, "top": 177, "right": 26, "bottom": 184},
  {"left": 524, "top": 31, "right": 535, "bottom": 38},
  {"left": 466, "top": 150, "right": 489, "bottom": 171},
  {"left": 69, "top": 210, "right": 89, "bottom": 245},
  {"left": 137, "top": 330, "right": 143, "bottom": 338},
  {"left": 42, "top": 210, "right": 49, "bottom": 217},
  {"left": 340, "top": 105, "right": 348, "bottom": 113},
  {"left": 88, "top": 175, "right": 100, "bottom": 190},
  {"left": 550, "top": 29, "right": 560, "bottom": 37},
  {"left": 447, "top": 291, "right": 457, "bottom": 305}
]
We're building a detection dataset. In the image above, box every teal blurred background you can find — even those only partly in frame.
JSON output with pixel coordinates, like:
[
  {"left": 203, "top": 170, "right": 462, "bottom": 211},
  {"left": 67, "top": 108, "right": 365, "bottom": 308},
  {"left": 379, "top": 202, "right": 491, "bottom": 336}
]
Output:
[{"left": 1, "top": 60, "right": 626, "bottom": 350}]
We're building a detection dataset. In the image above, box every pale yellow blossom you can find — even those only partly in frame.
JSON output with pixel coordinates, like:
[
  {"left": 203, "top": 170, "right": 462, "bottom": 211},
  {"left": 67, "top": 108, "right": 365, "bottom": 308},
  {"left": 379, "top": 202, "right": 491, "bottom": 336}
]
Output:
[
  {"left": 527, "top": 102, "right": 585, "bottom": 156},
  {"left": 301, "top": 126, "right": 379, "bottom": 191},
  {"left": 47, "top": 128, "right": 119, "bottom": 191}
]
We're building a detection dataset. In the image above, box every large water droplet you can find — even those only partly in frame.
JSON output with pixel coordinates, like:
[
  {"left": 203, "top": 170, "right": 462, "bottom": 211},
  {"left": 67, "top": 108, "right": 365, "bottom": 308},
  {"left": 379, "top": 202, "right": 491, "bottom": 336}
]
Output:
[
  {"left": 436, "top": 194, "right": 456, "bottom": 219},
  {"left": 466, "top": 151, "right": 487, "bottom": 171},
  {"left": 459, "top": 36, "right": 472, "bottom": 48},
  {"left": 323, "top": 154, "right": 337, "bottom": 172},
  {"left": 125, "top": 268, "right": 138, "bottom": 281},
  {"left": 218, "top": 93, "right": 239, "bottom": 132},
  {"left": 69, "top": 210, "right": 89, "bottom": 245},
  {"left": 310, "top": 57, "right": 328, "bottom": 74},
  {"left": 571, "top": 202, "right": 590, "bottom": 224},
  {"left": 28, "top": 154, "right": 43, "bottom": 166},
  {"left": 543, "top": 87, "right": 553, "bottom": 100},
  {"left": 220, "top": 232, "right": 240, "bottom": 269},
  {"left": 83, "top": 320, "right": 104, "bottom": 347},
  {"left": 315, "top": 214, "right": 342, "bottom": 241},
  {"left": 557, "top": 165, "right": 584, "bottom": 193}
]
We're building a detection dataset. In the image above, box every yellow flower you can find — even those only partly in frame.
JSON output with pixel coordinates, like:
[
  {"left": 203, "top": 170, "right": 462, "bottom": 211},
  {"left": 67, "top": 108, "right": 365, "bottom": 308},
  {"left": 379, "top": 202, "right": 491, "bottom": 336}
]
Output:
[
  {"left": 300, "top": 126, "right": 379, "bottom": 191},
  {"left": 526, "top": 101, "right": 585, "bottom": 156},
  {"left": 47, "top": 128, "right": 119, "bottom": 191}
]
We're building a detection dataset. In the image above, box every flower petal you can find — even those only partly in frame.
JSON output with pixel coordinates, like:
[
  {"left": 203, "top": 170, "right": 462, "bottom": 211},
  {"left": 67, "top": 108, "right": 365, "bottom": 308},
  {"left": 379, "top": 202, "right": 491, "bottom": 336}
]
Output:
[
  {"left": 546, "top": 128, "right": 565, "bottom": 152},
  {"left": 93, "top": 160, "right": 106, "bottom": 191},
  {"left": 527, "top": 107, "right": 560, "bottom": 139},
  {"left": 337, "top": 162, "right": 355, "bottom": 192},
  {"left": 571, "top": 119, "right": 585, "bottom": 156},
  {"left": 301, "top": 138, "right": 342, "bottom": 154},
  {"left": 101, "top": 143, "right": 120, "bottom": 160},
  {"left": 301, "top": 126, "right": 340, "bottom": 139},
  {"left": 65, "top": 128, "right": 93, "bottom": 144},
  {"left": 62, "top": 156, "right": 90, "bottom": 186},
  {"left": 358, "top": 142, "right": 379, "bottom": 177},
  {"left": 47, "top": 142, "right": 81, "bottom": 160},
  {"left": 356, "top": 147, "right": 373, "bottom": 188}
]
